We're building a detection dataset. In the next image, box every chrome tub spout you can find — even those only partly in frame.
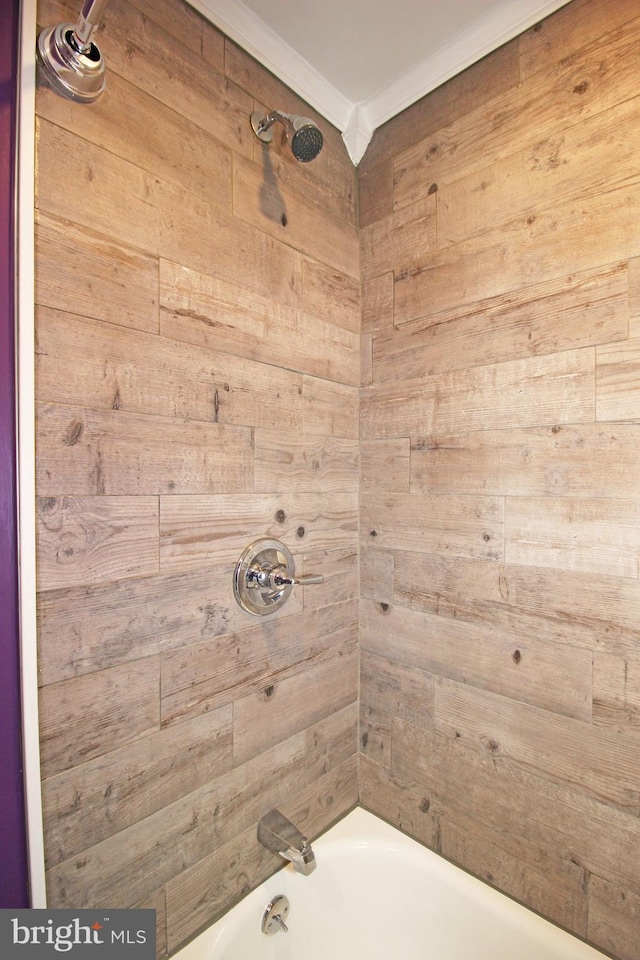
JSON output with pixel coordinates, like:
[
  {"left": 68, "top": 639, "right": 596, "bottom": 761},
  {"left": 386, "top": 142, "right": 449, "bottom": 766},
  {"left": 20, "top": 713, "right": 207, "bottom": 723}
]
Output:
[{"left": 258, "top": 809, "right": 317, "bottom": 876}]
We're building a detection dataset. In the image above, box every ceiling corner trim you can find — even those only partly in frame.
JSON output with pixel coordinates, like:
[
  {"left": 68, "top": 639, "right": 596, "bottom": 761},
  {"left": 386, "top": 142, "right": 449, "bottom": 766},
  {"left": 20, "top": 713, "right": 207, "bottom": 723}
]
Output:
[
  {"left": 188, "top": 0, "right": 354, "bottom": 131},
  {"left": 188, "top": 0, "right": 575, "bottom": 168},
  {"left": 357, "top": 0, "right": 575, "bottom": 135},
  {"left": 341, "top": 105, "right": 375, "bottom": 166}
]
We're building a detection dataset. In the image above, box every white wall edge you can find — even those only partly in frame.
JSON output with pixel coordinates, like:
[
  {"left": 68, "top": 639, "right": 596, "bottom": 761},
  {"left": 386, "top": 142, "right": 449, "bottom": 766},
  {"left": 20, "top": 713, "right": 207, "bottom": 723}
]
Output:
[
  {"left": 188, "top": 0, "right": 354, "bottom": 131},
  {"left": 18, "top": 0, "right": 47, "bottom": 908}
]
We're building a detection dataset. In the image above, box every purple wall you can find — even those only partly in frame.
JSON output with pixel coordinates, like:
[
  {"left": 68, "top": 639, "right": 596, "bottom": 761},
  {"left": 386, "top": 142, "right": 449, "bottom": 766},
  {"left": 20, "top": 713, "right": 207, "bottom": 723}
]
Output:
[{"left": 0, "top": 0, "right": 30, "bottom": 907}]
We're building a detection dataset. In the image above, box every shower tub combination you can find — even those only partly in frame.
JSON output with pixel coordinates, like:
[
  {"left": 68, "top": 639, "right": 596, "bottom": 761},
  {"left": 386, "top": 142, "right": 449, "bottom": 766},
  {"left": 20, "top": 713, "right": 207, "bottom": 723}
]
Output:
[
  {"left": 32, "top": 5, "right": 612, "bottom": 953},
  {"left": 175, "top": 807, "right": 609, "bottom": 960}
]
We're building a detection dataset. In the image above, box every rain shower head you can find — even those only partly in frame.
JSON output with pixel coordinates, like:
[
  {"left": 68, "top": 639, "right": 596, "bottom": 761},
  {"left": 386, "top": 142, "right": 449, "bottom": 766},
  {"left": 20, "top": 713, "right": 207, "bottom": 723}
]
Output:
[
  {"left": 37, "top": 0, "right": 109, "bottom": 103},
  {"left": 251, "top": 110, "right": 324, "bottom": 163}
]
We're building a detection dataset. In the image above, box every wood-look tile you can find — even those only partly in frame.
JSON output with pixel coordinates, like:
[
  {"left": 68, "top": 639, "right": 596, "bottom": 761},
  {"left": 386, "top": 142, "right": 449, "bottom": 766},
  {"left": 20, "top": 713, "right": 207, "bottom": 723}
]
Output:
[
  {"left": 391, "top": 718, "right": 640, "bottom": 889},
  {"left": 588, "top": 875, "right": 640, "bottom": 960},
  {"left": 37, "top": 564, "right": 250, "bottom": 686},
  {"left": 393, "top": 550, "right": 640, "bottom": 658},
  {"left": 410, "top": 423, "right": 640, "bottom": 499},
  {"left": 505, "top": 496, "right": 640, "bottom": 578},
  {"left": 37, "top": 402, "right": 253, "bottom": 496},
  {"left": 375, "top": 263, "right": 627, "bottom": 377},
  {"left": 302, "top": 257, "right": 360, "bottom": 334},
  {"left": 361, "top": 492, "right": 503, "bottom": 562},
  {"left": 160, "top": 602, "right": 357, "bottom": 727},
  {"left": 361, "top": 350, "right": 595, "bottom": 439},
  {"left": 254, "top": 430, "right": 358, "bottom": 493},
  {"left": 36, "top": 307, "right": 303, "bottom": 429},
  {"left": 39, "top": 658, "right": 160, "bottom": 778},
  {"left": 159, "top": 492, "right": 357, "bottom": 573},
  {"left": 159, "top": 260, "right": 358, "bottom": 384},
  {"left": 519, "top": 0, "right": 640, "bottom": 80},
  {"left": 361, "top": 439, "right": 410, "bottom": 494},
  {"left": 434, "top": 678, "right": 640, "bottom": 812},
  {"left": 302, "top": 378, "right": 359, "bottom": 438},
  {"left": 361, "top": 598, "right": 592, "bottom": 721},
  {"left": 393, "top": 18, "right": 640, "bottom": 211},
  {"left": 232, "top": 153, "right": 359, "bottom": 280},
  {"left": 42, "top": 706, "right": 233, "bottom": 865},
  {"left": 37, "top": 495, "right": 159, "bottom": 591},
  {"left": 233, "top": 652, "right": 358, "bottom": 764},
  {"left": 35, "top": 212, "right": 159, "bottom": 334}
]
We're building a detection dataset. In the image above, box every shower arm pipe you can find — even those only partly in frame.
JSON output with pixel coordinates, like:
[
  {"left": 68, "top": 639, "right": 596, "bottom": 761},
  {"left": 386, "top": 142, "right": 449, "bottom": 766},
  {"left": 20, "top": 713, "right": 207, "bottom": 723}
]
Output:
[
  {"left": 256, "top": 110, "right": 288, "bottom": 135},
  {"left": 71, "top": 0, "right": 109, "bottom": 52}
]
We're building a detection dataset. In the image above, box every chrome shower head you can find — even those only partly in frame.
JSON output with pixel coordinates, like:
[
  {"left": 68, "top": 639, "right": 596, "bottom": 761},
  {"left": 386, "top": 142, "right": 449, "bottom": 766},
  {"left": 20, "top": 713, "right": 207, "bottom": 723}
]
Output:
[
  {"left": 251, "top": 110, "right": 324, "bottom": 162},
  {"left": 286, "top": 115, "right": 324, "bottom": 163},
  {"left": 36, "top": 0, "right": 109, "bottom": 103}
]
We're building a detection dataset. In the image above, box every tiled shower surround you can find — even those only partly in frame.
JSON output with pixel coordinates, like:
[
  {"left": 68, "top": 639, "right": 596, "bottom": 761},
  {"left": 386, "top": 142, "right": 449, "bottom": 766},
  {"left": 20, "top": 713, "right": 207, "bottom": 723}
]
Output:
[{"left": 35, "top": 0, "right": 640, "bottom": 957}]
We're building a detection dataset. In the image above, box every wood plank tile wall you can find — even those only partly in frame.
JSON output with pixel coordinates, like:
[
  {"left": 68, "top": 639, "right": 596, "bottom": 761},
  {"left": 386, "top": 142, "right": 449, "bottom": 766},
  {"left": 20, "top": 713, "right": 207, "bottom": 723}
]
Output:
[
  {"left": 34, "top": 0, "right": 640, "bottom": 957},
  {"left": 358, "top": 1, "right": 640, "bottom": 957},
  {"left": 34, "top": 0, "right": 358, "bottom": 953}
]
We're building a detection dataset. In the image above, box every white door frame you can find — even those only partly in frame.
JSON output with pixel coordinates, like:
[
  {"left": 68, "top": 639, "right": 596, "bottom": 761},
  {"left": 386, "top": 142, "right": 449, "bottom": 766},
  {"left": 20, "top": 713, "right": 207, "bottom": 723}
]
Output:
[{"left": 17, "top": 0, "right": 46, "bottom": 907}]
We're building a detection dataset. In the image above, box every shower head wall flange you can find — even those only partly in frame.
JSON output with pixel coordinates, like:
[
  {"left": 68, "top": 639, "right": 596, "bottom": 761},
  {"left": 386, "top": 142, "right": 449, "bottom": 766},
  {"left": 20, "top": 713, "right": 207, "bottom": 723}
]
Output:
[
  {"left": 251, "top": 110, "right": 324, "bottom": 163},
  {"left": 251, "top": 111, "right": 276, "bottom": 144},
  {"left": 37, "top": 0, "right": 110, "bottom": 103}
]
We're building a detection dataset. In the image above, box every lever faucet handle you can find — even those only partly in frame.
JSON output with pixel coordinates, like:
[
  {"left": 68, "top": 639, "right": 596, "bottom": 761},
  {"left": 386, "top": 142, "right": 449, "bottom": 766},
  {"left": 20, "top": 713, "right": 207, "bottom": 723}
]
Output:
[
  {"left": 292, "top": 573, "right": 324, "bottom": 585},
  {"left": 269, "top": 566, "right": 324, "bottom": 588},
  {"left": 234, "top": 539, "right": 324, "bottom": 616}
]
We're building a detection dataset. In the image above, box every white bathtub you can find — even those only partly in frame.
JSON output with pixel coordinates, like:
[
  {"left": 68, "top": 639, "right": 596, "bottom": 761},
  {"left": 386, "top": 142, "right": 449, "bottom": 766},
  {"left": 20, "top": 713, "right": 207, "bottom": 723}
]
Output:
[{"left": 174, "top": 807, "right": 609, "bottom": 960}]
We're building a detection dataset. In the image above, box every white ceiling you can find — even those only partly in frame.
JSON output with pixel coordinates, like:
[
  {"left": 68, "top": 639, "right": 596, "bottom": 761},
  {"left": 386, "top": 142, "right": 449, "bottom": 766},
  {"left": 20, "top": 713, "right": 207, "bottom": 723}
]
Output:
[{"left": 188, "top": 0, "right": 573, "bottom": 163}]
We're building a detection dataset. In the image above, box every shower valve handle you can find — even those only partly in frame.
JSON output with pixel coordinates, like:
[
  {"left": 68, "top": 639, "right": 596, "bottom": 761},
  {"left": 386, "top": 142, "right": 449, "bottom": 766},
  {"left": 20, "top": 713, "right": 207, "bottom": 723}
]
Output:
[
  {"left": 268, "top": 566, "right": 324, "bottom": 588},
  {"left": 234, "top": 539, "right": 324, "bottom": 616},
  {"left": 257, "top": 566, "right": 324, "bottom": 590}
]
